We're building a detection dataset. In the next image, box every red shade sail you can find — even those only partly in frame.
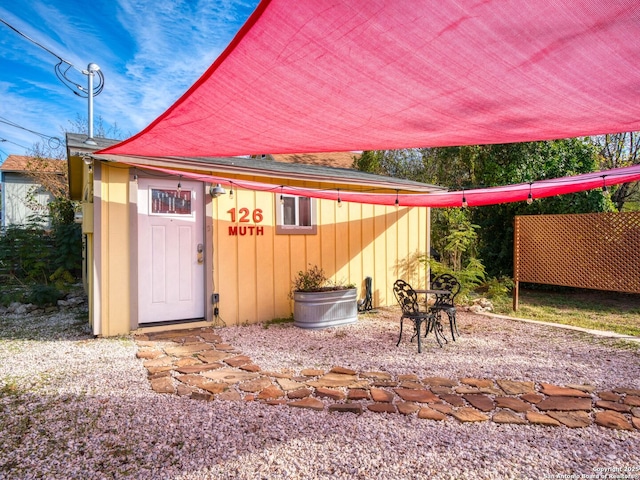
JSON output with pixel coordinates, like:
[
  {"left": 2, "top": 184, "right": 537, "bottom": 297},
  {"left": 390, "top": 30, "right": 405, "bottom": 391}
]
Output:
[
  {"left": 100, "top": 0, "right": 640, "bottom": 158},
  {"left": 123, "top": 162, "right": 640, "bottom": 208}
]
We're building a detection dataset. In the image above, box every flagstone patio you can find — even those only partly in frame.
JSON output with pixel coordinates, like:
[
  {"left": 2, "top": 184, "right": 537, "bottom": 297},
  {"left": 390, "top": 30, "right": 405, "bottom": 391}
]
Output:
[{"left": 134, "top": 327, "right": 640, "bottom": 431}]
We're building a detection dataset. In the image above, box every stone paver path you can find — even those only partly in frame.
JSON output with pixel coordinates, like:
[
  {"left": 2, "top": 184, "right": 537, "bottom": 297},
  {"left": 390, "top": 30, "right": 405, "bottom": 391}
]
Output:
[{"left": 134, "top": 327, "right": 640, "bottom": 430}]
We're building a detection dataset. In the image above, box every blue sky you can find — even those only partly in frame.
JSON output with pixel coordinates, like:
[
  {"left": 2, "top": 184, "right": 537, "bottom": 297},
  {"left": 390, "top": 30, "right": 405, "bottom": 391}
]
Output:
[{"left": 0, "top": 0, "right": 259, "bottom": 162}]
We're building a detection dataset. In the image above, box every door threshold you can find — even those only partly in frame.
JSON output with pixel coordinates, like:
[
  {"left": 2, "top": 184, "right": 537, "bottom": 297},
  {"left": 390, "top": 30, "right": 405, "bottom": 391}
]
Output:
[
  {"left": 139, "top": 318, "right": 206, "bottom": 328},
  {"left": 134, "top": 318, "right": 213, "bottom": 335}
]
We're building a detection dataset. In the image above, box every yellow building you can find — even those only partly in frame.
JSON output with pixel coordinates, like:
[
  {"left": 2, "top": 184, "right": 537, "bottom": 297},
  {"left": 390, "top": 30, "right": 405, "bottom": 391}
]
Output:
[{"left": 67, "top": 133, "right": 445, "bottom": 337}]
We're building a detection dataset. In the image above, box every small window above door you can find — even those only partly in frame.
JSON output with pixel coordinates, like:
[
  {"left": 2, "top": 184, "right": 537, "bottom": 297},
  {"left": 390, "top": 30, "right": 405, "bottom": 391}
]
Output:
[{"left": 150, "top": 188, "right": 192, "bottom": 216}]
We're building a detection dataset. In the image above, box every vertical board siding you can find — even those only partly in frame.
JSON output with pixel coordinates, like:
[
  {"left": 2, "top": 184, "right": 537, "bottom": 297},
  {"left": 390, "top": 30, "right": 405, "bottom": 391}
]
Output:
[
  {"left": 213, "top": 186, "right": 428, "bottom": 326},
  {"left": 101, "top": 166, "right": 131, "bottom": 336}
]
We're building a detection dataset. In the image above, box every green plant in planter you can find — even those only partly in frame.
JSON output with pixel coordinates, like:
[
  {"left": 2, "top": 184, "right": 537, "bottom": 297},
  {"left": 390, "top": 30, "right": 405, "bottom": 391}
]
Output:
[
  {"left": 290, "top": 265, "right": 358, "bottom": 329},
  {"left": 290, "top": 265, "right": 353, "bottom": 296}
]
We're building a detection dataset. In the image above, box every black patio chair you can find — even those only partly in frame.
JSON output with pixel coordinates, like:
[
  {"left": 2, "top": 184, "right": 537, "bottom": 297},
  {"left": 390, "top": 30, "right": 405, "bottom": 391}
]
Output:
[
  {"left": 428, "top": 273, "right": 461, "bottom": 341},
  {"left": 393, "top": 279, "right": 442, "bottom": 352}
]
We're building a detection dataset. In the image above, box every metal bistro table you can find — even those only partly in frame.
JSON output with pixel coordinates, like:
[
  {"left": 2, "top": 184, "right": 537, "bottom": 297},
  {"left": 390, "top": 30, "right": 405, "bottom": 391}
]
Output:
[{"left": 413, "top": 289, "right": 451, "bottom": 346}]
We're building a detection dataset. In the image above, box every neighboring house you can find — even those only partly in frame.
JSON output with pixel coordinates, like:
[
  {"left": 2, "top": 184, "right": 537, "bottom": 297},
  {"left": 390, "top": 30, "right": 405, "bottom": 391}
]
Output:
[
  {"left": 0, "top": 155, "right": 65, "bottom": 228},
  {"left": 66, "top": 133, "right": 446, "bottom": 337}
]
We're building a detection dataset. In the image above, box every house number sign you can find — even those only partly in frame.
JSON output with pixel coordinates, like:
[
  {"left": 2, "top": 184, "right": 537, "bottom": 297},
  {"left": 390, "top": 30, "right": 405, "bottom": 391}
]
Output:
[{"left": 226, "top": 208, "right": 265, "bottom": 236}]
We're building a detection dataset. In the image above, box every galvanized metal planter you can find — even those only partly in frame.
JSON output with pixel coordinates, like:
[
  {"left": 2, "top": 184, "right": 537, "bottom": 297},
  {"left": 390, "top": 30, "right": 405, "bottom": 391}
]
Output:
[{"left": 293, "top": 288, "right": 358, "bottom": 329}]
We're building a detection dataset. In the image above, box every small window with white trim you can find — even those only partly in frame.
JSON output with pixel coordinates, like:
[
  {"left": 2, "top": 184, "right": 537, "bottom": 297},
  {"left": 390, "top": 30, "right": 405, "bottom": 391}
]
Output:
[{"left": 276, "top": 194, "right": 317, "bottom": 235}]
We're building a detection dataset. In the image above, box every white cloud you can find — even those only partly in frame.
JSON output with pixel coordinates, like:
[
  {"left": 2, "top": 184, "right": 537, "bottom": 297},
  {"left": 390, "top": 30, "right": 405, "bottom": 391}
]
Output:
[{"left": 0, "top": 0, "right": 257, "bottom": 156}]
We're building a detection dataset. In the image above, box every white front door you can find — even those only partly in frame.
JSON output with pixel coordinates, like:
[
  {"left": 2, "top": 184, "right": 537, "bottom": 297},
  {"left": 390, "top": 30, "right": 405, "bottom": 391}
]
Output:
[{"left": 137, "top": 178, "right": 205, "bottom": 324}]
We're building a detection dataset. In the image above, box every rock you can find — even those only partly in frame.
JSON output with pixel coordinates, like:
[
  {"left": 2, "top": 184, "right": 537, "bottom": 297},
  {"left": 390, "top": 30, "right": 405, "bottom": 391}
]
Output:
[
  {"left": 624, "top": 395, "right": 640, "bottom": 407},
  {"left": 613, "top": 387, "right": 640, "bottom": 396},
  {"left": 276, "top": 378, "right": 306, "bottom": 391},
  {"left": 493, "top": 410, "right": 527, "bottom": 424},
  {"left": 197, "top": 350, "right": 233, "bottom": 363},
  {"left": 463, "top": 394, "right": 495, "bottom": 412},
  {"left": 397, "top": 402, "right": 420, "bottom": 415},
  {"left": 397, "top": 374, "right": 420, "bottom": 382},
  {"left": 418, "top": 407, "right": 447, "bottom": 420},
  {"left": 175, "top": 357, "right": 201, "bottom": 367},
  {"left": 451, "top": 407, "right": 488, "bottom": 423},
  {"left": 597, "top": 391, "right": 622, "bottom": 402},
  {"left": 288, "top": 398, "right": 325, "bottom": 411},
  {"left": 430, "top": 386, "right": 454, "bottom": 395},
  {"left": 257, "top": 385, "right": 284, "bottom": 400},
  {"left": 329, "top": 403, "right": 363, "bottom": 414},
  {"left": 175, "top": 363, "right": 224, "bottom": 374},
  {"left": 164, "top": 343, "right": 213, "bottom": 356},
  {"left": 595, "top": 400, "right": 631, "bottom": 413},
  {"left": 238, "top": 377, "right": 273, "bottom": 393},
  {"left": 330, "top": 366, "right": 357, "bottom": 375},
  {"left": 565, "top": 384, "right": 596, "bottom": 393},
  {"left": 191, "top": 391, "right": 215, "bottom": 401},
  {"left": 547, "top": 411, "right": 592, "bottom": 428},
  {"left": 633, "top": 417, "right": 640, "bottom": 429},
  {"left": 176, "top": 384, "right": 197, "bottom": 396},
  {"left": 315, "top": 387, "right": 345, "bottom": 400},
  {"left": 216, "top": 390, "right": 242, "bottom": 401},
  {"left": 495, "top": 396, "right": 532, "bottom": 412},
  {"left": 300, "top": 368, "right": 325, "bottom": 377},
  {"left": 460, "top": 378, "right": 494, "bottom": 389},
  {"left": 199, "top": 332, "right": 223, "bottom": 343},
  {"left": 200, "top": 382, "right": 228, "bottom": 395},
  {"left": 150, "top": 376, "right": 175, "bottom": 394},
  {"left": 238, "top": 363, "right": 260, "bottom": 372},
  {"left": 201, "top": 369, "right": 260, "bottom": 384},
  {"left": 224, "top": 355, "right": 253, "bottom": 367},
  {"left": 368, "top": 403, "right": 397, "bottom": 414},
  {"left": 136, "top": 349, "right": 163, "bottom": 360},
  {"left": 347, "top": 389, "right": 369, "bottom": 400},
  {"left": 496, "top": 379, "right": 535, "bottom": 395},
  {"left": 287, "top": 388, "right": 312, "bottom": 399},
  {"left": 539, "top": 383, "right": 592, "bottom": 397},
  {"left": 430, "top": 403, "right": 454, "bottom": 415},
  {"left": 422, "top": 377, "right": 458, "bottom": 387},
  {"left": 399, "top": 381, "right": 423, "bottom": 389},
  {"left": 526, "top": 412, "right": 561, "bottom": 426},
  {"left": 307, "top": 372, "right": 359, "bottom": 388},
  {"left": 394, "top": 388, "right": 439, "bottom": 403},
  {"left": 439, "top": 394, "right": 465, "bottom": 407},
  {"left": 370, "top": 388, "right": 394, "bottom": 403},
  {"left": 536, "top": 396, "right": 592, "bottom": 411},
  {"left": 143, "top": 356, "right": 173, "bottom": 368},
  {"left": 594, "top": 411, "right": 633, "bottom": 430},
  {"left": 361, "top": 371, "right": 392, "bottom": 381},
  {"left": 521, "top": 393, "right": 544, "bottom": 404}
]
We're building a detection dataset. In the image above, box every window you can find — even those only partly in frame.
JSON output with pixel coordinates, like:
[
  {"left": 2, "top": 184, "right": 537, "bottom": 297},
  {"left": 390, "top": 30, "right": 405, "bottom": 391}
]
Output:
[
  {"left": 150, "top": 188, "right": 192, "bottom": 215},
  {"left": 276, "top": 194, "right": 317, "bottom": 235}
]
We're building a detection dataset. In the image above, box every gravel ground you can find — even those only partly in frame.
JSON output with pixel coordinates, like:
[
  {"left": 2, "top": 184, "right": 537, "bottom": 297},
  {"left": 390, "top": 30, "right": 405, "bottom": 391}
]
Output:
[{"left": 1, "top": 306, "right": 639, "bottom": 480}]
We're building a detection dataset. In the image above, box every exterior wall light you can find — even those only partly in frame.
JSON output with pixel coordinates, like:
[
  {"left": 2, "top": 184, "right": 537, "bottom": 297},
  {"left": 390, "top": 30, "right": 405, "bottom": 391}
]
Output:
[{"left": 209, "top": 184, "right": 226, "bottom": 198}]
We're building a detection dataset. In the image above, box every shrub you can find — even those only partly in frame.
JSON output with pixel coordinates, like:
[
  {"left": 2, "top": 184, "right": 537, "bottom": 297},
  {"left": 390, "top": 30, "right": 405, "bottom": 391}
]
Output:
[{"left": 27, "top": 284, "right": 64, "bottom": 306}]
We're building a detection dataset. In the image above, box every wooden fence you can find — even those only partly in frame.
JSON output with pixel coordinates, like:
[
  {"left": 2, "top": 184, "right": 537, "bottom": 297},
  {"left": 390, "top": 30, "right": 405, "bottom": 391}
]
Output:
[{"left": 513, "top": 212, "right": 640, "bottom": 309}]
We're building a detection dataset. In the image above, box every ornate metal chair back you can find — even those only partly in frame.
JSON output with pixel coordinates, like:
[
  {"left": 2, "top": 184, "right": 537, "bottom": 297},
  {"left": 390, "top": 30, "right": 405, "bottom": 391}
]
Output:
[
  {"left": 393, "top": 279, "right": 421, "bottom": 315},
  {"left": 431, "top": 274, "right": 461, "bottom": 308}
]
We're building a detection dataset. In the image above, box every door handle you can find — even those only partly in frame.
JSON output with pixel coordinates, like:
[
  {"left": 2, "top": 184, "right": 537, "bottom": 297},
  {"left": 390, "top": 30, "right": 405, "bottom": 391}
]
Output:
[{"left": 197, "top": 243, "right": 204, "bottom": 264}]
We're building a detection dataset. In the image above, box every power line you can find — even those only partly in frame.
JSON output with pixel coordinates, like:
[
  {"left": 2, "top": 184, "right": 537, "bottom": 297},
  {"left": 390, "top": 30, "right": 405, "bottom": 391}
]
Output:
[
  {"left": 0, "top": 116, "right": 61, "bottom": 148},
  {"left": 0, "top": 16, "right": 104, "bottom": 98},
  {"left": 0, "top": 137, "right": 30, "bottom": 150},
  {"left": 0, "top": 16, "right": 76, "bottom": 66}
]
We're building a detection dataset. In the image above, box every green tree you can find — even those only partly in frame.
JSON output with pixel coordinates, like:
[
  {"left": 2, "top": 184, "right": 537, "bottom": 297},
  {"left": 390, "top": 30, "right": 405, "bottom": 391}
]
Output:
[
  {"left": 355, "top": 138, "right": 613, "bottom": 278},
  {"left": 591, "top": 132, "right": 640, "bottom": 211}
]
